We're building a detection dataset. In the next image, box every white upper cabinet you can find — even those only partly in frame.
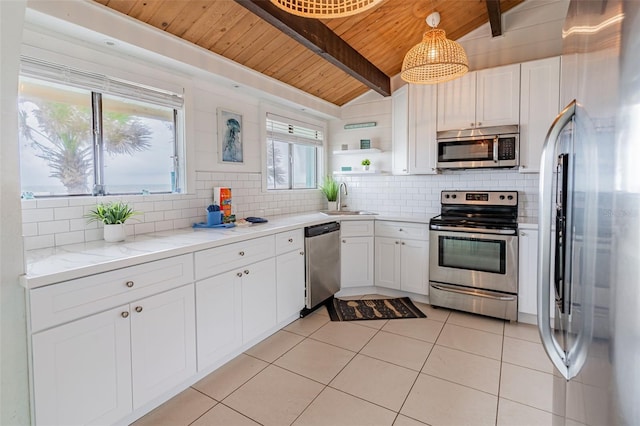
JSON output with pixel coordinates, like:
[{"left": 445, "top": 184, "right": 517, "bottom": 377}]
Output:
[
  {"left": 392, "top": 84, "right": 437, "bottom": 175},
  {"left": 437, "top": 64, "right": 521, "bottom": 131},
  {"left": 391, "top": 85, "right": 409, "bottom": 175},
  {"left": 519, "top": 56, "right": 561, "bottom": 173}
]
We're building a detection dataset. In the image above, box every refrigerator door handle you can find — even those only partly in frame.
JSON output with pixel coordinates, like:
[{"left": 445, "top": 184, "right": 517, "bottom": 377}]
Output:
[{"left": 538, "top": 100, "right": 576, "bottom": 379}]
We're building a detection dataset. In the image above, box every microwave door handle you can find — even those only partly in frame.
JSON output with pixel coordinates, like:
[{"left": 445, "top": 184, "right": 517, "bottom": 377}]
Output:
[
  {"left": 493, "top": 136, "right": 499, "bottom": 163},
  {"left": 538, "top": 100, "right": 576, "bottom": 380}
]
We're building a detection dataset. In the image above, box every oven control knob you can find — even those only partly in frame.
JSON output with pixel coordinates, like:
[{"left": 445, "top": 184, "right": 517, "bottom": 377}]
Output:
[
  {"left": 445, "top": 194, "right": 450, "bottom": 199},
  {"left": 500, "top": 195, "right": 505, "bottom": 200},
  {"left": 451, "top": 194, "right": 457, "bottom": 199},
  {"left": 507, "top": 195, "right": 514, "bottom": 200}
]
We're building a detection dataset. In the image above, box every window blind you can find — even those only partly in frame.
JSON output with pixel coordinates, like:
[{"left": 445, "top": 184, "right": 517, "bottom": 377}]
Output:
[
  {"left": 20, "top": 56, "right": 184, "bottom": 109},
  {"left": 266, "top": 113, "right": 324, "bottom": 146}
]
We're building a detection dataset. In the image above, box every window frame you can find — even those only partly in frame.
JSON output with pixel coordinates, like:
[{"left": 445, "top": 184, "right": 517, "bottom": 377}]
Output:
[
  {"left": 18, "top": 56, "right": 185, "bottom": 198},
  {"left": 264, "top": 110, "right": 326, "bottom": 193}
]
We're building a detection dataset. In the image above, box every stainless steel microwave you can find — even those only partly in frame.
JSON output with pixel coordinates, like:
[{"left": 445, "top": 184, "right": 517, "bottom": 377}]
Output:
[{"left": 436, "top": 125, "right": 519, "bottom": 169}]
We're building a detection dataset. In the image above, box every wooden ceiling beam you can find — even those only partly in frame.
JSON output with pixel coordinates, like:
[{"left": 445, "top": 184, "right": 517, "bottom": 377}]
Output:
[
  {"left": 233, "top": 0, "right": 391, "bottom": 97},
  {"left": 486, "top": 0, "right": 502, "bottom": 37}
]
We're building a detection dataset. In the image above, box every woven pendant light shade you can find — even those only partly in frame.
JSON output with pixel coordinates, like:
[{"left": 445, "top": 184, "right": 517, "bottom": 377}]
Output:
[
  {"left": 401, "top": 17, "right": 469, "bottom": 84},
  {"left": 270, "top": 0, "right": 382, "bottom": 18}
]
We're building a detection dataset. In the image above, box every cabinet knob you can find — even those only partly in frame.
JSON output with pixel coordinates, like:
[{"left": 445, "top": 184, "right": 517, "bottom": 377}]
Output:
[
  {"left": 239, "top": 251, "right": 245, "bottom": 256},
  {"left": 401, "top": 242, "right": 405, "bottom": 245},
  {"left": 135, "top": 306, "right": 143, "bottom": 313},
  {"left": 403, "top": 169, "right": 407, "bottom": 172},
  {"left": 125, "top": 281, "right": 134, "bottom": 288},
  {"left": 299, "top": 251, "right": 305, "bottom": 255},
  {"left": 237, "top": 272, "right": 243, "bottom": 277},
  {"left": 521, "top": 165, "right": 526, "bottom": 169},
  {"left": 521, "top": 232, "right": 526, "bottom": 237},
  {"left": 477, "top": 122, "right": 482, "bottom": 126},
  {"left": 470, "top": 122, "right": 475, "bottom": 127},
  {"left": 244, "top": 269, "right": 250, "bottom": 275},
  {"left": 342, "top": 239, "right": 346, "bottom": 243},
  {"left": 288, "top": 238, "right": 293, "bottom": 243},
  {"left": 395, "top": 241, "right": 399, "bottom": 244},
  {"left": 121, "top": 311, "right": 129, "bottom": 318},
  {"left": 399, "top": 228, "right": 403, "bottom": 232}
]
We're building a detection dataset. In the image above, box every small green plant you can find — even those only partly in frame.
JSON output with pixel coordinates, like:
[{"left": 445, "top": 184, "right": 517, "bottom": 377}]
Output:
[
  {"left": 361, "top": 159, "right": 371, "bottom": 166},
  {"left": 85, "top": 201, "right": 140, "bottom": 225},
  {"left": 318, "top": 175, "right": 339, "bottom": 201}
]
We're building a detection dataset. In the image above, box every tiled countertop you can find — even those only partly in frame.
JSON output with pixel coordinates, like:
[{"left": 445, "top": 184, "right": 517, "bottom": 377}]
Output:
[{"left": 22, "top": 212, "right": 432, "bottom": 289}]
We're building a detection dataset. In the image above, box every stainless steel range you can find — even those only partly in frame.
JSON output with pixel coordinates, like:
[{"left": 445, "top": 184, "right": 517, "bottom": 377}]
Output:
[{"left": 429, "top": 190, "right": 518, "bottom": 321}]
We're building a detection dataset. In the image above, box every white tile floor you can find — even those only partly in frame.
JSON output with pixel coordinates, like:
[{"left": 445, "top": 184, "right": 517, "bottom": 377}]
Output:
[{"left": 132, "top": 297, "right": 565, "bottom": 426}]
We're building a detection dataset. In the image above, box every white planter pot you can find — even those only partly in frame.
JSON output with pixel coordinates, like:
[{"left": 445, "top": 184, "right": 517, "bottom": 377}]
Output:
[
  {"left": 363, "top": 165, "right": 370, "bottom": 171},
  {"left": 103, "top": 224, "right": 126, "bottom": 242},
  {"left": 327, "top": 201, "right": 338, "bottom": 211}
]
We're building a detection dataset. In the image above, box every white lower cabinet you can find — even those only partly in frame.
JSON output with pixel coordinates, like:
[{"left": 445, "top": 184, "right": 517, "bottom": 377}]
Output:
[
  {"left": 340, "top": 221, "right": 375, "bottom": 288},
  {"left": 374, "top": 221, "right": 429, "bottom": 295},
  {"left": 31, "top": 284, "right": 196, "bottom": 426},
  {"left": 196, "top": 257, "right": 277, "bottom": 371},
  {"left": 241, "top": 258, "right": 277, "bottom": 343},
  {"left": 276, "top": 249, "right": 305, "bottom": 322},
  {"left": 518, "top": 225, "right": 539, "bottom": 317},
  {"left": 275, "top": 229, "right": 305, "bottom": 323}
]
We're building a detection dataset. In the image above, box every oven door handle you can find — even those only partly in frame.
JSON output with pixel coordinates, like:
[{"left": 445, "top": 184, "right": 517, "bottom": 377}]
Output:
[
  {"left": 431, "top": 283, "right": 516, "bottom": 301},
  {"left": 429, "top": 225, "right": 517, "bottom": 235}
]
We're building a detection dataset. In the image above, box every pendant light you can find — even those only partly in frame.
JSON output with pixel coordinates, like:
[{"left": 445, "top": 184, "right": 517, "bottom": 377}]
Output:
[
  {"left": 269, "top": 0, "right": 383, "bottom": 18},
  {"left": 401, "top": 12, "right": 469, "bottom": 84}
]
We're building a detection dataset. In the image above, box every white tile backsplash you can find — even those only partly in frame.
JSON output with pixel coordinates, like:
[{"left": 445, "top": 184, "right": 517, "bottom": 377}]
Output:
[{"left": 20, "top": 169, "right": 538, "bottom": 250}]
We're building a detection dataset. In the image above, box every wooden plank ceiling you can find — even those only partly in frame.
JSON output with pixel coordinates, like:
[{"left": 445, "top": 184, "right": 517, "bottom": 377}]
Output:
[{"left": 94, "top": 0, "right": 524, "bottom": 106}]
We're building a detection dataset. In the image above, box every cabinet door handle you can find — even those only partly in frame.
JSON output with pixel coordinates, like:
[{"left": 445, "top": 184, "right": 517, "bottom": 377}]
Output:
[
  {"left": 244, "top": 270, "right": 250, "bottom": 275},
  {"left": 237, "top": 272, "right": 243, "bottom": 277},
  {"left": 135, "top": 306, "right": 143, "bottom": 313},
  {"left": 470, "top": 122, "right": 475, "bottom": 127},
  {"left": 288, "top": 238, "right": 293, "bottom": 243},
  {"left": 121, "top": 311, "right": 129, "bottom": 318},
  {"left": 399, "top": 228, "right": 403, "bottom": 232},
  {"left": 521, "top": 232, "right": 526, "bottom": 237},
  {"left": 342, "top": 239, "right": 346, "bottom": 243},
  {"left": 477, "top": 122, "right": 482, "bottom": 127},
  {"left": 395, "top": 241, "right": 399, "bottom": 244},
  {"left": 125, "top": 281, "right": 134, "bottom": 288},
  {"left": 299, "top": 251, "right": 304, "bottom": 255},
  {"left": 401, "top": 242, "right": 405, "bottom": 245},
  {"left": 239, "top": 251, "right": 245, "bottom": 256}
]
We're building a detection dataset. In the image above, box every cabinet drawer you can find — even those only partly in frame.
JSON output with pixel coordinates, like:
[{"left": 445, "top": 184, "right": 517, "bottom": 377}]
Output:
[
  {"left": 375, "top": 221, "right": 429, "bottom": 240},
  {"left": 195, "top": 235, "right": 275, "bottom": 280},
  {"left": 30, "top": 254, "right": 194, "bottom": 333},
  {"left": 275, "top": 229, "right": 304, "bottom": 255},
  {"left": 340, "top": 220, "right": 374, "bottom": 237}
]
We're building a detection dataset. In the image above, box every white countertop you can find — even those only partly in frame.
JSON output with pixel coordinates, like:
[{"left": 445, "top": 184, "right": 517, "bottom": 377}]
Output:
[{"left": 23, "top": 212, "right": 433, "bottom": 289}]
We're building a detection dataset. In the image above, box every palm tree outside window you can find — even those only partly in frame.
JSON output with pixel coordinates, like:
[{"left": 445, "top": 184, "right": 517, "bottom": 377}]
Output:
[{"left": 18, "top": 58, "right": 182, "bottom": 197}]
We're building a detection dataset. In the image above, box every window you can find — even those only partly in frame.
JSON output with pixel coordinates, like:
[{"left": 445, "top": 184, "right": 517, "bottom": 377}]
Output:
[
  {"left": 266, "top": 113, "right": 323, "bottom": 190},
  {"left": 18, "top": 57, "right": 183, "bottom": 197}
]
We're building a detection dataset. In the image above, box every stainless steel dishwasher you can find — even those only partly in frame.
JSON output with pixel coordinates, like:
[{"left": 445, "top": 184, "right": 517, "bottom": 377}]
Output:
[{"left": 302, "top": 221, "right": 340, "bottom": 316}]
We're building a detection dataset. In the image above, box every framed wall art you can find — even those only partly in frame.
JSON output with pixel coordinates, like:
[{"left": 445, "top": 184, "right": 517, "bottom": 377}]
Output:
[{"left": 218, "top": 108, "right": 243, "bottom": 163}]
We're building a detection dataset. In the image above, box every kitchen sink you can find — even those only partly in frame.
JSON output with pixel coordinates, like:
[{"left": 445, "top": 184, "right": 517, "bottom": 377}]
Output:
[{"left": 321, "top": 210, "right": 378, "bottom": 216}]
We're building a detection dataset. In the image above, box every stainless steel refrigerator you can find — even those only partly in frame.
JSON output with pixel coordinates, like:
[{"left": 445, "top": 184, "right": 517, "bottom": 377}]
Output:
[{"left": 538, "top": 0, "right": 640, "bottom": 424}]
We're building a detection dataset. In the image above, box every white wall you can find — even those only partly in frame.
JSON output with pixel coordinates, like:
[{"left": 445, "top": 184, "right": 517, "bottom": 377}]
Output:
[{"left": 0, "top": 1, "right": 30, "bottom": 424}]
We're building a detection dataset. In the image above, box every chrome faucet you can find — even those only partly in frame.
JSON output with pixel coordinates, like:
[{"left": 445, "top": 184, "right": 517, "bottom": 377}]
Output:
[{"left": 337, "top": 182, "right": 348, "bottom": 211}]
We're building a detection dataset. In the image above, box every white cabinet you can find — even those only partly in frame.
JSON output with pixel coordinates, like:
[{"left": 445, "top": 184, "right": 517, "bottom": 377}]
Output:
[
  {"left": 340, "top": 220, "right": 375, "bottom": 288},
  {"left": 195, "top": 237, "right": 277, "bottom": 371},
  {"left": 518, "top": 225, "right": 539, "bottom": 317},
  {"left": 392, "top": 85, "right": 409, "bottom": 175},
  {"left": 31, "top": 285, "right": 196, "bottom": 425},
  {"left": 275, "top": 229, "right": 305, "bottom": 323},
  {"left": 392, "top": 84, "right": 438, "bottom": 175},
  {"left": 195, "top": 270, "right": 242, "bottom": 370},
  {"left": 437, "top": 64, "right": 521, "bottom": 131},
  {"left": 374, "top": 221, "right": 429, "bottom": 295},
  {"left": 519, "top": 57, "right": 561, "bottom": 173},
  {"left": 130, "top": 285, "right": 197, "bottom": 408}
]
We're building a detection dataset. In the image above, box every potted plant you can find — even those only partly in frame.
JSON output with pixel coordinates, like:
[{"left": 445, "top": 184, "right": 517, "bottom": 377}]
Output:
[
  {"left": 361, "top": 158, "right": 371, "bottom": 171},
  {"left": 85, "top": 201, "right": 139, "bottom": 242},
  {"left": 319, "top": 175, "right": 339, "bottom": 210}
]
